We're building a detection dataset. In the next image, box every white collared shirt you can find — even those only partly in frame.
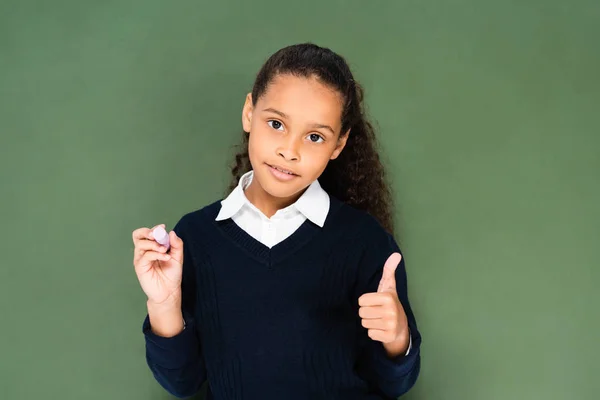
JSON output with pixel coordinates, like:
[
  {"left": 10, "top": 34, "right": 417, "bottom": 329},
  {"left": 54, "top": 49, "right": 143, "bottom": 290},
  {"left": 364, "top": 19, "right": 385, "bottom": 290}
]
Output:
[
  {"left": 214, "top": 169, "right": 411, "bottom": 355},
  {"left": 215, "top": 170, "right": 330, "bottom": 248}
]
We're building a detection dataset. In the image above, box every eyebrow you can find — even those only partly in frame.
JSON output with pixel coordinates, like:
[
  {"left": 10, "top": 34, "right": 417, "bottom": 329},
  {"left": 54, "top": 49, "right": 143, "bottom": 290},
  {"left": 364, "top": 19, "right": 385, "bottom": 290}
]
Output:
[{"left": 262, "top": 107, "right": 336, "bottom": 135}]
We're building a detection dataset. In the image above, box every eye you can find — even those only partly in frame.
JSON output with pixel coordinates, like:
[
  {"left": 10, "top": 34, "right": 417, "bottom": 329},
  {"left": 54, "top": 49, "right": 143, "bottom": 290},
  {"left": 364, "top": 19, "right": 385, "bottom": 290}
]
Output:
[
  {"left": 308, "top": 133, "right": 324, "bottom": 143},
  {"left": 267, "top": 120, "right": 284, "bottom": 131}
]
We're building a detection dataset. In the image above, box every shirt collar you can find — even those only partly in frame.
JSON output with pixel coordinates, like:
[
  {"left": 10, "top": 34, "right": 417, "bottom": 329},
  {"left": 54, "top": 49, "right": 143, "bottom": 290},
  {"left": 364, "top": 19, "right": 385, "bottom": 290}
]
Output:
[{"left": 215, "top": 170, "right": 330, "bottom": 227}]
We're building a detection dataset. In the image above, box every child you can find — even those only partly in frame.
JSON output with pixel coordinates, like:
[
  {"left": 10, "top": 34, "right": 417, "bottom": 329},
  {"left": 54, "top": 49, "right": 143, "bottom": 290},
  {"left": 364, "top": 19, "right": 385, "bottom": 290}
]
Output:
[{"left": 132, "top": 43, "right": 421, "bottom": 400}]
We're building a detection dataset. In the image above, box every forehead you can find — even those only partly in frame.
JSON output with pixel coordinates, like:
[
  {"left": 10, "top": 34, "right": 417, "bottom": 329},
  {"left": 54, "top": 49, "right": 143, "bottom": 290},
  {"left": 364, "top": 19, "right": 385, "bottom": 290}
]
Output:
[{"left": 258, "top": 74, "right": 343, "bottom": 130}]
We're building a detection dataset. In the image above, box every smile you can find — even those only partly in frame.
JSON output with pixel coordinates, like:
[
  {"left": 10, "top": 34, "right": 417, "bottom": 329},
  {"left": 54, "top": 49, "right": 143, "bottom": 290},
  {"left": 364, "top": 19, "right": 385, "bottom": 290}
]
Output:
[
  {"left": 266, "top": 163, "right": 299, "bottom": 181},
  {"left": 267, "top": 163, "right": 297, "bottom": 175}
]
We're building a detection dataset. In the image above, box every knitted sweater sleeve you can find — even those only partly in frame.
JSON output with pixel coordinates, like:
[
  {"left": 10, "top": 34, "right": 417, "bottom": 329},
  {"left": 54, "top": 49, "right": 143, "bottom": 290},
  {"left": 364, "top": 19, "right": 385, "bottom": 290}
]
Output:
[
  {"left": 353, "top": 216, "right": 422, "bottom": 399},
  {"left": 142, "top": 216, "right": 207, "bottom": 398}
]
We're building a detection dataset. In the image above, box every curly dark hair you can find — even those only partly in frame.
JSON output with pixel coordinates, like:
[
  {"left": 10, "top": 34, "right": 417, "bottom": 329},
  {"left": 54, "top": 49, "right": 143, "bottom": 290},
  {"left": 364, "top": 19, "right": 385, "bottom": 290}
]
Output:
[{"left": 227, "top": 43, "right": 396, "bottom": 236}]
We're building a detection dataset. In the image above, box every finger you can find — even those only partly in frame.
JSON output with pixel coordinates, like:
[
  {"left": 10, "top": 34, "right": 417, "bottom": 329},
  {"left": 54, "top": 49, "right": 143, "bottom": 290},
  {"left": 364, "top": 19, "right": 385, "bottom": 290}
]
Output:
[
  {"left": 359, "top": 305, "right": 384, "bottom": 319},
  {"left": 377, "top": 252, "right": 402, "bottom": 293},
  {"left": 367, "top": 329, "right": 387, "bottom": 342},
  {"left": 361, "top": 318, "right": 387, "bottom": 330},
  {"left": 169, "top": 230, "right": 183, "bottom": 249},
  {"left": 135, "top": 250, "right": 171, "bottom": 269},
  {"left": 133, "top": 241, "right": 169, "bottom": 265},
  {"left": 147, "top": 224, "right": 166, "bottom": 240},
  {"left": 133, "top": 224, "right": 166, "bottom": 242},
  {"left": 166, "top": 230, "right": 184, "bottom": 263},
  {"left": 136, "top": 238, "right": 169, "bottom": 253},
  {"left": 132, "top": 227, "right": 149, "bottom": 242},
  {"left": 358, "top": 292, "right": 394, "bottom": 307}
]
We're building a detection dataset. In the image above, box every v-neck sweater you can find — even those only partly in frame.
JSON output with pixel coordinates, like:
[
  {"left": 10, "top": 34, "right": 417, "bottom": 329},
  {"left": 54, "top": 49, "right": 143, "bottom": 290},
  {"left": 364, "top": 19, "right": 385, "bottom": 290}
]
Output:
[{"left": 142, "top": 195, "right": 421, "bottom": 400}]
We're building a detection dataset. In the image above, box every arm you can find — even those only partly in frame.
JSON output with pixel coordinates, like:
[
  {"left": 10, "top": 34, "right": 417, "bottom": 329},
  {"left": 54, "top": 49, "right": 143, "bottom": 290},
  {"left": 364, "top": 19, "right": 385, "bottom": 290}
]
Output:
[
  {"left": 142, "top": 218, "right": 207, "bottom": 398},
  {"left": 354, "top": 221, "right": 422, "bottom": 399}
]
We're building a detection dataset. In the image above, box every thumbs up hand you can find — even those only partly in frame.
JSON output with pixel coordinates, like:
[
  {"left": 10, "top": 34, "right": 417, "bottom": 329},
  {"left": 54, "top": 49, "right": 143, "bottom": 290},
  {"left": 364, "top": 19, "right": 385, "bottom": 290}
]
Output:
[{"left": 358, "top": 252, "right": 410, "bottom": 357}]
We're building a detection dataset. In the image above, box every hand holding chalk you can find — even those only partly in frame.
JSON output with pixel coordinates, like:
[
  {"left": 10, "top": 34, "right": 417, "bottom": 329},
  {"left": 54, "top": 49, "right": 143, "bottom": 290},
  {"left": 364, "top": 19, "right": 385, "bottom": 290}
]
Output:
[
  {"left": 131, "top": 224, "right": 184, "bottom": 305},
  {"left": 152, "top": 226, "right": 171, "bottom": 251}
]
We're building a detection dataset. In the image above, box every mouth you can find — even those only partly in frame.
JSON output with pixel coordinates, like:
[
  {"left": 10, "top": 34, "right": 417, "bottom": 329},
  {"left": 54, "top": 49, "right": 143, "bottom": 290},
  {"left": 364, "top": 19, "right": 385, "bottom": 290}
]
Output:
[{"left": 266, "top": 163, "right": 299, "bottom": 176}]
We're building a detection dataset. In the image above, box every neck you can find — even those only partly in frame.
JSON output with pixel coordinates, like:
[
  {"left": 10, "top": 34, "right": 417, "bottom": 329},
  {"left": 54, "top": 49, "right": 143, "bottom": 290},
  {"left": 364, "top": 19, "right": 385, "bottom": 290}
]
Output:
[{"left": 244, "top": 178, "right": 305, "bottom": 218}]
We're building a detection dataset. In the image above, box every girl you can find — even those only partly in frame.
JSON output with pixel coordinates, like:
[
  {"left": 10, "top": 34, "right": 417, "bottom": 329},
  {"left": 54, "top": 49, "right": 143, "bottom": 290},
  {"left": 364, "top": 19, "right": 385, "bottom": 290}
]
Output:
[{"left": 132, "top": 43, "right": 421, "bottom": 400}]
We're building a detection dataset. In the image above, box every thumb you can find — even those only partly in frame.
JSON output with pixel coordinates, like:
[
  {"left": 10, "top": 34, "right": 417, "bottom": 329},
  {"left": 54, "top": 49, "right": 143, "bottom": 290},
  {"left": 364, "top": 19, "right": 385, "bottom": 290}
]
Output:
[
  {"left": 377, "top": 252, "right": 402, "bottom": 293},
  {"left": 168, "top": 230, "right": 184, "bottom": 264}
]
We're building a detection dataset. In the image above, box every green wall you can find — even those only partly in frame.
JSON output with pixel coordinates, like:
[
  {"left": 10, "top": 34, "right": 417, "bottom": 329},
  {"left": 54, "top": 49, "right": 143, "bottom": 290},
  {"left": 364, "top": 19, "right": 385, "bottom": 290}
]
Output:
[{"left": 1, "top": 0, "right": 598, "bottom": 399}]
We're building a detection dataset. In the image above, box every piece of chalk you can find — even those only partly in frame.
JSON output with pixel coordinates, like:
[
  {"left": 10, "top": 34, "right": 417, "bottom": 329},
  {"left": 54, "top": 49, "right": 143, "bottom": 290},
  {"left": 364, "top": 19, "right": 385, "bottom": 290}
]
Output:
[{"left": 152, "top": 226, "right": 170, "bottom": 250}]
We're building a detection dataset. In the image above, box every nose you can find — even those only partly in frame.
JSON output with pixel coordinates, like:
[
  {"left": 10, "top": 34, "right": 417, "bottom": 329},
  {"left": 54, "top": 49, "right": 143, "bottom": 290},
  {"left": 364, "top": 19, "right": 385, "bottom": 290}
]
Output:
[{"left": 276, "top": 135, "right": 300, "bottom": 162}]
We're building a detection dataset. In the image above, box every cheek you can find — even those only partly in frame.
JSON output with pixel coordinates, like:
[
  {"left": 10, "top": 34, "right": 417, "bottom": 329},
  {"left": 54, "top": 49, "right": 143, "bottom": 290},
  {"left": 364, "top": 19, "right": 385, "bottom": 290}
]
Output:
[
  {"left": 303, "top": 147, "right": 334, "bottom": 174},
  {"left": 247, "top": 137, "right": 259, "bottom": 166},
  {"left": 247, "top": 129, "right": 274, "bottom": 165},
  {"left": 305, "top": 149, "right": 328, "bottom": 163}
]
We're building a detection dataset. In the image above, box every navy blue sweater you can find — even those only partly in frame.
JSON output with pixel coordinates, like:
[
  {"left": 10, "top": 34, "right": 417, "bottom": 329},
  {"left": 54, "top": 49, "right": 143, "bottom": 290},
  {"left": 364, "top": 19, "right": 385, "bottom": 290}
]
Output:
[{"left": 142, "top": 195, "right": 421, "bottom": 399}]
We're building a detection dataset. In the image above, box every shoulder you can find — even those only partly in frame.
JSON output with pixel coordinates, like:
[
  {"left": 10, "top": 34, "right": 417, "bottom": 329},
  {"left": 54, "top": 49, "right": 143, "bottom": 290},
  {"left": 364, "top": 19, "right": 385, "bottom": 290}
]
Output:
[
  {"left": 172, "top": 198, "right": 223, "bottom": 236},
  {"left": 331, "top": 196, "right": 395, "bottom": 246},
  {"left": 331, "top": 199, "right": 403, "bottom": 281},
  {"left": 333, "top": 200, "right": 405, "bottom": 296}
]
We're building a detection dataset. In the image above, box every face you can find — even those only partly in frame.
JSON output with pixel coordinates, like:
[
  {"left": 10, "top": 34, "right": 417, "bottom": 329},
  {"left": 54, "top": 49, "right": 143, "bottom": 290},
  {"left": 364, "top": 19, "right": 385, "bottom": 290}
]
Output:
[{"left": 241, "top": 74, "right": 349, "bottom": 202}]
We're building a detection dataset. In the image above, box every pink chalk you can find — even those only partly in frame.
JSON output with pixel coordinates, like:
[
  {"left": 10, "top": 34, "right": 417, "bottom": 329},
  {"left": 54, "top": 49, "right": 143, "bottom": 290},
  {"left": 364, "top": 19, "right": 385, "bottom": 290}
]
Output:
[{"left": 152, "top": 226, "right": 170, "bottom": 250}]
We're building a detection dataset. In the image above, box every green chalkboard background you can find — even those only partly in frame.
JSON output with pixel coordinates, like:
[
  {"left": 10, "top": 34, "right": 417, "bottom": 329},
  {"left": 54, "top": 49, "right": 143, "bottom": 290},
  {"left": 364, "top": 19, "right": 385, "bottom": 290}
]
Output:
[{"left": 1, "top": 0, "right": 598, "bottom": 399}]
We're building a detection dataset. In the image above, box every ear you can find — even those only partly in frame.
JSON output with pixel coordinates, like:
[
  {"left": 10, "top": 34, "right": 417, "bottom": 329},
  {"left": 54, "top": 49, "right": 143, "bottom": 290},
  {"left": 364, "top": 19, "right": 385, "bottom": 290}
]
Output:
[
  {"left": 330, "top": 129, "right": 350, "bottom": 160},
  {"left": 242, "top": 92, "right": 253, "bottom": 133}
]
